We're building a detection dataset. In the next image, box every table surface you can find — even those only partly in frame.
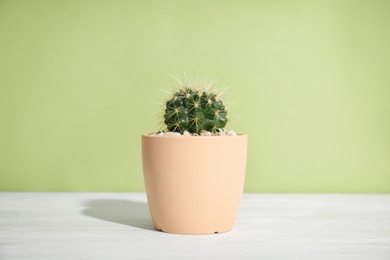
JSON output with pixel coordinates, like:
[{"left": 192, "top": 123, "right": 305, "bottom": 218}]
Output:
[{"left": 0, "top": 193, "right": 389, "bottom": 260}]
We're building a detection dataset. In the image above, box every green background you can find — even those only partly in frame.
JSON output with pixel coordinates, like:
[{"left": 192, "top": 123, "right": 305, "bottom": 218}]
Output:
[{"left": 1, "top": 0, "right": 389, "bottom": 192}]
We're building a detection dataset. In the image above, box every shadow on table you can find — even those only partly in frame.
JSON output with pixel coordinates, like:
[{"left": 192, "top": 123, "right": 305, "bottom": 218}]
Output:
[{"left": 82, "top": 199, "right": 155, "bottom": 231}]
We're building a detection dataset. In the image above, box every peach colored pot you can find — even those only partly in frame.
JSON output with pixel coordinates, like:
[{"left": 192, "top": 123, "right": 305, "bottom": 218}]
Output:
[{"left": 142, "top": 134, "right": 248, "bottom": 234}]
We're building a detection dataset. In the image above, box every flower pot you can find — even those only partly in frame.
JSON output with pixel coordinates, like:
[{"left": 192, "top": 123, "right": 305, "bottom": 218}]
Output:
[{"left": 142, "top": 134, "right": 248, "bottom": 234}]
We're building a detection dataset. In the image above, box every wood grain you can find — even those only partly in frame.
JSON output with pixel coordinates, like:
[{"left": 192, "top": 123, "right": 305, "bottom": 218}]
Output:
[{"left": 0, "top": 193, "right": 389, "bottom": 259}]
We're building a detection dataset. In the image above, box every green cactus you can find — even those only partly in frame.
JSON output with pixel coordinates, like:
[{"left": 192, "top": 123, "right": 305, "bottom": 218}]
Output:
[{"left": 164, "top": 84, "right": 228, "bottom": 134}]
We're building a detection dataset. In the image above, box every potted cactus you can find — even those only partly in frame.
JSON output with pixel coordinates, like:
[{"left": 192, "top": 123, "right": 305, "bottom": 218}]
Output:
[{"left": 142, "top": 78, "right": 248, "bottom": 234}]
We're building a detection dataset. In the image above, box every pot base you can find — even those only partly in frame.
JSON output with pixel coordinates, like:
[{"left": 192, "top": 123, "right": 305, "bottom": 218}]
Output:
[{"left": 154, "top": 226, "right": 232, "bottom": 235}]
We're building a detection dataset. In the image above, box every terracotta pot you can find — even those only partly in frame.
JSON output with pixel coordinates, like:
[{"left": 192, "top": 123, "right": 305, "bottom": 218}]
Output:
[{"left": 142, "top": 134, "right": 248, "bottom": 234}]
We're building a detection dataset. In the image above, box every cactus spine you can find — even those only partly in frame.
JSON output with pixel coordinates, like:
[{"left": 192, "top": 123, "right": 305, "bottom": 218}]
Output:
[{"left": 164, "top": 82, "right": 228, "bottom": 134}]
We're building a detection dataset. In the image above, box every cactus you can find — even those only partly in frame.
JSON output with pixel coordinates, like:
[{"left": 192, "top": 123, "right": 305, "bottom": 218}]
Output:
[{"left": 164, "top": 83, "right": 228, "bottom": 134}]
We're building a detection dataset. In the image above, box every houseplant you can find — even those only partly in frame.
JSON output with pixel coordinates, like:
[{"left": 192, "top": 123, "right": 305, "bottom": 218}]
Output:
[{"left": 142, "top": 78, "right": 248, "bottom": 234}]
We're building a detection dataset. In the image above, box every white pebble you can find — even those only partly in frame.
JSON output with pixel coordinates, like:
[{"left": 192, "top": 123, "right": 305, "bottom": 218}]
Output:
[
  {"left": 172, "top": 132, "right": 181, "bottom": 136},
  {"left": 157, "top": 132, "right": 164, "bottom": 136},
  {"left": 200, "top": 130, "right": 212, "bottom": 136},
  {"left": 218, "top": 130, "right": 226, "bottom": 136},
  {"left": 192, "top": 133, "right": 199, "bottom": 136},
  {"left": 227, "top": 130, "right": 237, "bottom": 136},
  {"left": 183, "top": 131, "right": 191, "bottom": 136},
  {"left": 164, "top": 132, "right": 174, "bottom": 136}
]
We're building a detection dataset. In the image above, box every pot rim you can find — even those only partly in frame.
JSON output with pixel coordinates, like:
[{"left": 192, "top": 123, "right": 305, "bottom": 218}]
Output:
[{"left": 142, "top": 133, "right": 247, "bottom": 139}]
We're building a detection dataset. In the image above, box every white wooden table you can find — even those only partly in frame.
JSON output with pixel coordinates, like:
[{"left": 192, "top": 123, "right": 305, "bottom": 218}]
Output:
[{"left": 0, "top": 193, "right": 389, "bottom": 259}]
